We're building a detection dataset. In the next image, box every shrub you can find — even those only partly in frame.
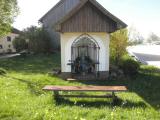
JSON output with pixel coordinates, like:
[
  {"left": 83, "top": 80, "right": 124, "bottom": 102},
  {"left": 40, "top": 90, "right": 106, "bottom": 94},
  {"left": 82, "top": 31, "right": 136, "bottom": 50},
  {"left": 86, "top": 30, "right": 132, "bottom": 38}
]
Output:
[
  {"left": 120, "top": 58, "right": 140, "bottom": 76},
  {"left": 13, "top": 36, "right": 27, "bottom": 52},
  {"left": 110, "top": 28, "right": 128, "bottom": 65},
  {"left": 0, "top": 68, "right": 7, "bottom": 75}
]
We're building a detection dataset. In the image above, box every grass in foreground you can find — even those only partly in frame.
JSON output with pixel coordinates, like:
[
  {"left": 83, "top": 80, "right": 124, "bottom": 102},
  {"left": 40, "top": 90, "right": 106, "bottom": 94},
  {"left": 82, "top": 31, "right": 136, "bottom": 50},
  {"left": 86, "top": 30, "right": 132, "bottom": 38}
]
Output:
[{"left": 0, "top": 53, "right": 160, "bottom": 120}]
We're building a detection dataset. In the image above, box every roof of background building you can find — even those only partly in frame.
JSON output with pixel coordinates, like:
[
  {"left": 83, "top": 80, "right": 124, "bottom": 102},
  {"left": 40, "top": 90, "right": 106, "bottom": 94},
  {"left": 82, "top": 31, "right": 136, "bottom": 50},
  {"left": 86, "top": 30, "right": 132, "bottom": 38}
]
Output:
[{"left": 11, "top": 28, "right": 21, "bottom": 34}]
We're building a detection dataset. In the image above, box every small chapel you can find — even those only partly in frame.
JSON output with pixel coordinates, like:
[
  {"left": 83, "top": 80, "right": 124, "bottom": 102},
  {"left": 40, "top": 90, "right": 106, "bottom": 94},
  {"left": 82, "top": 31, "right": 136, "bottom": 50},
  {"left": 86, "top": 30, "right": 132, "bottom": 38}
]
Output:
[{"left": 39, "top": 0, "right": 127, "bottom": 80}]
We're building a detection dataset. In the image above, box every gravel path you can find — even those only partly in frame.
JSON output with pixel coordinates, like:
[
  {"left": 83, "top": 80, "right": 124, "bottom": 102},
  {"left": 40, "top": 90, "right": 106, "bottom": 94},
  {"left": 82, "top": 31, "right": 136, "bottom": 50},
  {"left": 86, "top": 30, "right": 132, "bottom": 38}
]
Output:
[{"left": 0, "top": 53, "right": 20, "bottom": 59}]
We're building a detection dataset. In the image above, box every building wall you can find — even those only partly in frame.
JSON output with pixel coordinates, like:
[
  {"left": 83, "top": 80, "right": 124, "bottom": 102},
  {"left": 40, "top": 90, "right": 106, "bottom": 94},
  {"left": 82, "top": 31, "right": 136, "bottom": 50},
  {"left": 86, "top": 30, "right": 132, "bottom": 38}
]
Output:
[
  {"left": 0, "top": 33, "right": 18, "bottom": 54},
  {"left": 60, "top": 32, "right": 110, "bottom": 73},
  {"left": 45, "top": 27, "right": 60, "bottom": 50}
]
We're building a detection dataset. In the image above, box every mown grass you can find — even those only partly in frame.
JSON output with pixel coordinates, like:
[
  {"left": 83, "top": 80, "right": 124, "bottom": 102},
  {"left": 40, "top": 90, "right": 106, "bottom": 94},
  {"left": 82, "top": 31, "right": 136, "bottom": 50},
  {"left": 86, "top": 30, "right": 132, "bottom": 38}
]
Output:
[{"left": 0, "top": 53, "right": 160, "bottom": 120}]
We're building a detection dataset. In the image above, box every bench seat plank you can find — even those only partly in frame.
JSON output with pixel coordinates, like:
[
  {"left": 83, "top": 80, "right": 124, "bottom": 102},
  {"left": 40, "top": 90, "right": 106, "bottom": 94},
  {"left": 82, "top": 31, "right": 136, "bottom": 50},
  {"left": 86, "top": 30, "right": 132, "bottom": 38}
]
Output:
[
  {"left": 58, "top": 94, "right": 114, "bottom": 98},
  {"left": 43, "top": 86, "right": 127, "bottom": 92}
]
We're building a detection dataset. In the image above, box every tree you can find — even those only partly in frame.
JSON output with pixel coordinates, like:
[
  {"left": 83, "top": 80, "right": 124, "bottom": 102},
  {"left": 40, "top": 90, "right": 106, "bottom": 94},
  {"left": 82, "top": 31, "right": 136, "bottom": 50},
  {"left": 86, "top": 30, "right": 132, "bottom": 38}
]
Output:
[
  {"left": 25, "top": 26, "right": 51, "bottom": 53},
  {"left": 13, "top": 35, "right": 27, "bottom": 52},
  {"left": 13, "top": 26, "right": 51, "bottom": 53},
  {"left": 128, "top": 26, "right": 144, "bottom": 46},
  {"left": 110, "top": 28, "right": 128, "bottom": 65},
  {"left": 147, "top": 33, "right": 160, "bottom": 44},
  {"left": 0, "top": 0, "right": 19, "bottom": 37}
]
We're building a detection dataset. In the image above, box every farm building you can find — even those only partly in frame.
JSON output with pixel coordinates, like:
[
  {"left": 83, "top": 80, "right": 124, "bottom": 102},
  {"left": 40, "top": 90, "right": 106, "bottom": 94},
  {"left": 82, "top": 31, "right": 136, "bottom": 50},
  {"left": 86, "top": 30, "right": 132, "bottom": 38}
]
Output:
[{"left": 0, "top": 28, "right": 20, "bottom": 54}]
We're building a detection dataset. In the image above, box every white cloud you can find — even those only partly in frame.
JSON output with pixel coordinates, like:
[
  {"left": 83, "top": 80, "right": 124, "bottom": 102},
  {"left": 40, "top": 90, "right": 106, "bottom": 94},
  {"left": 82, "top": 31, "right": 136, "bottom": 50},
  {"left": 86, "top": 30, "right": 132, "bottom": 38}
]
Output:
[{"left": 13, "top": 0, "right": 59, "bottom": 30}]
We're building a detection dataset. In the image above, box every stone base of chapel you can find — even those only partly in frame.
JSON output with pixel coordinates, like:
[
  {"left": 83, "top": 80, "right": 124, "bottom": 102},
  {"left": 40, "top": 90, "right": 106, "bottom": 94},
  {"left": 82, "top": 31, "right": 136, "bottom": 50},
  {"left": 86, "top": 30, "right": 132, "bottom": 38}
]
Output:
[{"left": 60, "top": 71, "right": 109, "bottom": 81}]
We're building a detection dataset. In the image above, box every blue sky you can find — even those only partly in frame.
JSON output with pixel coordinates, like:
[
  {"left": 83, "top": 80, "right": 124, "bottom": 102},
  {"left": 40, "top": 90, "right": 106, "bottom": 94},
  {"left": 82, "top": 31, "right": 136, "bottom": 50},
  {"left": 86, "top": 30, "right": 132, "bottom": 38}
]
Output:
[{"left": 13, "top": 0, "right": 160, "bottom": 38}]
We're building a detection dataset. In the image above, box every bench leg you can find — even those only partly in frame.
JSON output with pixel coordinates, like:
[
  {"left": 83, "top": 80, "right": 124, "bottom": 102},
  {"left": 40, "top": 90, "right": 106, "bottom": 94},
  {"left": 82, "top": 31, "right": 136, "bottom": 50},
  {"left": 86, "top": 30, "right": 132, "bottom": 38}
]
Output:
[
  {"left": 112, "top": 92, "right": 116, "bottom": 101},
  {"left": 112, "top": 92, "right": 116, "bottom": 98},
  {"left": 112, "top": 92, "right": 119, "bottom": 104},
  {"left": 53, "top": 91, "right": 59, "bottom": 100}
]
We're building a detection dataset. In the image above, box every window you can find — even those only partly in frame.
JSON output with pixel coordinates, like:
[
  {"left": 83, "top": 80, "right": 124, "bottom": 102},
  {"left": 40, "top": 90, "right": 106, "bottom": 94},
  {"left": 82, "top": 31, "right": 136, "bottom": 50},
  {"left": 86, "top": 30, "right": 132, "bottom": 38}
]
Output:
[
  {"left": 7, "top": 36, "right": 11, "bottom": 42},
  {"left": 0, "top": 45, "right": 3, "bottom": 49}
]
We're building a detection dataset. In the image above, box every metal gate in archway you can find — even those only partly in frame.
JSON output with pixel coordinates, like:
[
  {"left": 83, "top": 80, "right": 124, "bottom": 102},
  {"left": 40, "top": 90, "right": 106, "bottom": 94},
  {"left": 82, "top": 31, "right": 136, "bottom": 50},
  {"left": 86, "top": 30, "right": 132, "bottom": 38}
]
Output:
[{"left": 70, "top": 34, "right": 100, "bottom": 76}]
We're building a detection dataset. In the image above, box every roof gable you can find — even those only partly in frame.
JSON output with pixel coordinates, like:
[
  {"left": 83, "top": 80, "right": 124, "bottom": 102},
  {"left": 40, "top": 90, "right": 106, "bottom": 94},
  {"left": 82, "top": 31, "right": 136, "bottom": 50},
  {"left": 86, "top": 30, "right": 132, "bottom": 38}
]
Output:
[
  {"left": 40, "top": 0, "right": 127, "bottom": 32},
  {"left": 55, "top": 0, "right": 127, "bottom": 30},
  {"left": 60, "top": 2, "right": 117, "bottom": 32}
]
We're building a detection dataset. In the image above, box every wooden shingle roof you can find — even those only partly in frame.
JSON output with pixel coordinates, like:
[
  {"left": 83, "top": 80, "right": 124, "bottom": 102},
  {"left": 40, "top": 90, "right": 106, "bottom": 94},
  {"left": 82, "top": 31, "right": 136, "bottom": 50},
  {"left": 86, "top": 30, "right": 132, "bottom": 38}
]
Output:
[{"left": 39, "top": 0, "right": 127, "bottom": 31}]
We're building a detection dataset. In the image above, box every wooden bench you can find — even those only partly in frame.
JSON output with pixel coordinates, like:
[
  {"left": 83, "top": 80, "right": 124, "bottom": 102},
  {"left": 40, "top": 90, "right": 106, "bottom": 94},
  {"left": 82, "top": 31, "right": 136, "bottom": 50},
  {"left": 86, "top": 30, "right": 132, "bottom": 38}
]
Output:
[{"left": 43, "top": 86, "right": 127, "bottom": 101}]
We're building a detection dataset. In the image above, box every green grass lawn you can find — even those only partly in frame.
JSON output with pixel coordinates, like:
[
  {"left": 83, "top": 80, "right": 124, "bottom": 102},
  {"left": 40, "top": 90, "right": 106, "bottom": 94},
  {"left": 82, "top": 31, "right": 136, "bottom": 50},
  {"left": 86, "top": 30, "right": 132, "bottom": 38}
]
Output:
[{"left": 0, "top": 53, "right": 160, "bottom": 120}]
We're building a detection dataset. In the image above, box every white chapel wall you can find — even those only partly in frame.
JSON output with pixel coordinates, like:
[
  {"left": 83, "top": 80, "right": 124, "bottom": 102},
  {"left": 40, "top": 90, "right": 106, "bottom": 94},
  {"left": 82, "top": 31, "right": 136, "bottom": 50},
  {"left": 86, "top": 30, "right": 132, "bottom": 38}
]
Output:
[{"left": 60, "top": 32, "right": 110, "bottom": 73}]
